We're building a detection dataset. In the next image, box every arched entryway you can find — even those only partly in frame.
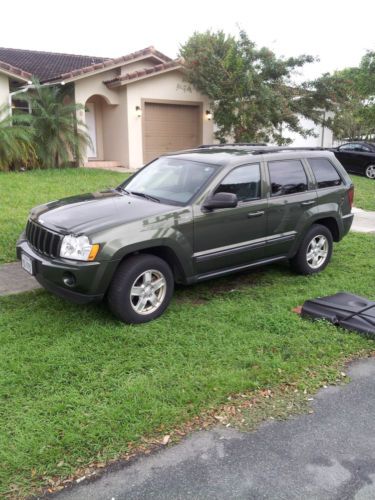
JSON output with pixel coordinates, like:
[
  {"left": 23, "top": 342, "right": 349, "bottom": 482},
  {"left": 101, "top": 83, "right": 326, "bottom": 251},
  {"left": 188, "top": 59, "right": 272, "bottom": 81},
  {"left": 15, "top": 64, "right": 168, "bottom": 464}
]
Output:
[{"left": 85, "top": 94, "right": 115, "bottom": 162}]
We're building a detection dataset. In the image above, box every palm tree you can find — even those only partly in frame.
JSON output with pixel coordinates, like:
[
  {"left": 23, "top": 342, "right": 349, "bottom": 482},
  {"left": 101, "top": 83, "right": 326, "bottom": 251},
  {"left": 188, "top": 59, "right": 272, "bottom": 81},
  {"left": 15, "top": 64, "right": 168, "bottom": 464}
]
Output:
[
  {"left": 22, "top": 80, "right": 91, "bottom": 168},
  {"left": 0, "top": 104, "right": 34, "bottom": 171}
]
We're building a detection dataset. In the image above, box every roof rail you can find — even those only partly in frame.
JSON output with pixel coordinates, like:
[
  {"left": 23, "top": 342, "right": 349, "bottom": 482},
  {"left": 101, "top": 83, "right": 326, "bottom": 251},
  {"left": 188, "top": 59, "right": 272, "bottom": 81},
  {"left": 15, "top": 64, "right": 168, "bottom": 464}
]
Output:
[
  {"left": 198, "top": 143, "right": 268, "bottom": 148},
  {"left": 251, "top": 146, "right": 329, "bottom": 155}
]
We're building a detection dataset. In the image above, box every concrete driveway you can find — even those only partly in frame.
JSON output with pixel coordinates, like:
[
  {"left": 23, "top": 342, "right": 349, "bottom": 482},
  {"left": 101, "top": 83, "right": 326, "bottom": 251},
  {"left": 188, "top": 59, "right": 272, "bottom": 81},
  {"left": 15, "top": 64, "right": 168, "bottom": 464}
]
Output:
[
  {"left": 352, "top": 207, "right": 375, "bottom": 234},
  {"left": 53, "top": 357, "right": 375, "bottom": 500}
]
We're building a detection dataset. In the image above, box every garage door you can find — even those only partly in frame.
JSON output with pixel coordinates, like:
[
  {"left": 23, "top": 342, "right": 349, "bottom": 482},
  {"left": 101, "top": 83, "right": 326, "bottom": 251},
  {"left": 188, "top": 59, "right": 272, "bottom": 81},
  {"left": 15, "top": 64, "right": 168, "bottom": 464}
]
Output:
[{"left": 144, "top": 102, "right": 201, "bottom": 163}]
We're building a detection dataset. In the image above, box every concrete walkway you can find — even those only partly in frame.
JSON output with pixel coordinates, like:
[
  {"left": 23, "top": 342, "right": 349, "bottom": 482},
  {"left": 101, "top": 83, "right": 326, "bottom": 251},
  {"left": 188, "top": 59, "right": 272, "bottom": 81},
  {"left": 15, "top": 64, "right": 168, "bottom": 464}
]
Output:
[
  {"left": 0, "top": 261, "right": 41, "bottom": 296},
  {"left": 0, "top": 208, "right": 373, "bottom": 297},
  {"left": 52, "top": 357, "right": 375, "bottom": 500},
  {"left": 352, "top": 207, "right": 375, "bottom": 233}
]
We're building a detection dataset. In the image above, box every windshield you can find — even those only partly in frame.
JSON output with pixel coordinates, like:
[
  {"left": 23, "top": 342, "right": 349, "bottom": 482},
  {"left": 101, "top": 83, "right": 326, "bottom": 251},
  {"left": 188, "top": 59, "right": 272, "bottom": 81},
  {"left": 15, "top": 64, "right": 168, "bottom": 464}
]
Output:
[{"left": 121, "top": 157, "right": 219, "bottom": 205}]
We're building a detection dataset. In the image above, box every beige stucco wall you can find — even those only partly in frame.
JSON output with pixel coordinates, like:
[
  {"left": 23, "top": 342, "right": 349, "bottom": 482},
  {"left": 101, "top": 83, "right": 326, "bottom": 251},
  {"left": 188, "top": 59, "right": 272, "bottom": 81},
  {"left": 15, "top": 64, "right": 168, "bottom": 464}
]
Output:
[
  {"left": 74, "top": 69, "right": 129, "bottom": 166},
  {"left": 102, "top": 86, "right": 128, "bottom": 164},
  {"left": 73, "top": 67, "right": 213, "bottom": 168},
  {"left": 0, "top": 73, "right": 9, "bottom": 109},
  {"left": 126, "top": 70, "right": 214, "bottom": 169}
]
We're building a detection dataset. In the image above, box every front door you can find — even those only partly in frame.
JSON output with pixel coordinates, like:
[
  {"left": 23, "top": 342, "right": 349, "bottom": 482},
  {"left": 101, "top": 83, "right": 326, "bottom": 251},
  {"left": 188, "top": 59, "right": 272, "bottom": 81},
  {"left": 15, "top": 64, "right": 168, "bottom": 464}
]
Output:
[
  {"left": 193, "top": 163, "right": 268, "bottom": 275},
  {"left": 85, "top": 102, "right": 97, "bottom": 159}
]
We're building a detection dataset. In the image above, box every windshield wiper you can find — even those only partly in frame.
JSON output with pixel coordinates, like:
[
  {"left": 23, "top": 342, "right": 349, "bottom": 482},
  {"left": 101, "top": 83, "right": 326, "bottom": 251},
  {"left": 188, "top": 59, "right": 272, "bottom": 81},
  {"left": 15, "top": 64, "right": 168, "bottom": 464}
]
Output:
[
  {"left": 128, "top": 191, "right": 160, "bottom": 203},
  {"left": 116, "top": 186, "right": 131, "bottom": 195}
]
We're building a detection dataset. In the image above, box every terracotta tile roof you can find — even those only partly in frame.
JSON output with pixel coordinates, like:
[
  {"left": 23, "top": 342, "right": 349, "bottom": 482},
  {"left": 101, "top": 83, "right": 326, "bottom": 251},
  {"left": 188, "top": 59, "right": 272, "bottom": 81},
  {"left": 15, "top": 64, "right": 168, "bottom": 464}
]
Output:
[
  {"left": 0, "top": 59, "right": 32, "bottom": 80},
  {"left": 104, "top": 60, "right": 182, "bottom": 87},
  {"left": 43, "top": 46, "right": 172, "bottom": 83},
  {"left": 0, "top": 46, "right": 174, "bottom": 84},
  {"left": 0, "top": 47, "right": 108, "bottom": 82}
]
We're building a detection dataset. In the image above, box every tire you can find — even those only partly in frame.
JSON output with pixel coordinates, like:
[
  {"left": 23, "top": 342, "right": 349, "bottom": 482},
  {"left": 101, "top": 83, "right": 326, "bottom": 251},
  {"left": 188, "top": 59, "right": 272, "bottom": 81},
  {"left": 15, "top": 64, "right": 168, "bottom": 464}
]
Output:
[
  {"left": 365, "top": 164, "right": 375, "bottom": 179},
  {"left": 107, "top": 254, "right": 174, "bottom": 324},
  {"left": 289, "top": 224, "right": 333, "bottom": 275}
]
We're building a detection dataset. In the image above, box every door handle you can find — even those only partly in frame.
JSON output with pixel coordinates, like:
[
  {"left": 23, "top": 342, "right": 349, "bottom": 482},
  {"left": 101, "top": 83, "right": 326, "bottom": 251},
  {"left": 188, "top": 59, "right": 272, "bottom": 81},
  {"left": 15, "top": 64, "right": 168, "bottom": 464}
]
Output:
[
  {"left": 247, "top": 210, "right": 265, "bottom": 218},
  {"left": 301, "top": 200, "right": 315, "bottom": 206}
]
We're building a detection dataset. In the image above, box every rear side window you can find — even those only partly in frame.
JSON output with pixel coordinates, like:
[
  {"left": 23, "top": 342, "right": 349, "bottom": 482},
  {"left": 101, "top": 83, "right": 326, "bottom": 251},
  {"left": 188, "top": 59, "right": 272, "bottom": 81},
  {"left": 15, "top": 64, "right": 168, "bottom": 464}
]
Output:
[
  {"left": 339, "top": 144, "right": 355, "bottom": 151},
  {"left": 215, "top": 163, "right": 261, "bottom": 202},
  {"left": 268, "top": 160, "right": 308, "bottom": 196},
  {"left": 308, "top": 158, "right": 342, "bottom": 188}
]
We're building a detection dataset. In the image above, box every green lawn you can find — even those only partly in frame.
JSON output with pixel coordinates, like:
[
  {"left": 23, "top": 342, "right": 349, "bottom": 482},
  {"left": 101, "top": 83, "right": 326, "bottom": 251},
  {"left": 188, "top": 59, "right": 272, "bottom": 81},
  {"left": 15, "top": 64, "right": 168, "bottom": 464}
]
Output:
[
  {"left": 1, "top": 232, "right": 374, "bottom": 497},
  {"left": 0, "top": 168, "right": 127, "bottom": 264},
  {"left": 352, "top": 175, "right": 375, "bottom": 211},
  {"left": 0, "top": 168, "right": 374, "bottom": 265}
]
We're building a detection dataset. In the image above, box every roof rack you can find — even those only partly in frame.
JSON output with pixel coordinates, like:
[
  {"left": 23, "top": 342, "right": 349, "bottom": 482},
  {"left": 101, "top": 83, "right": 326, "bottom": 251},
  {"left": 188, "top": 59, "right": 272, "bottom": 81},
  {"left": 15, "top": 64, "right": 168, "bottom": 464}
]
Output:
[
  {"left": 198, "top": 143, "right": 268, "bottom": 148},
  {"left": 251, "top": 146, "right": 328, "bottom": 155}
]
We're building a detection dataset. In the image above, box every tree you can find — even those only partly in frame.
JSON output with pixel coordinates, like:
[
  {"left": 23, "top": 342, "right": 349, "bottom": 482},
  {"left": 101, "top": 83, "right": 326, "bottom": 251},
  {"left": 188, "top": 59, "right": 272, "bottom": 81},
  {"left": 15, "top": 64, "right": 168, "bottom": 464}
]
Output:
[
  {"left": 21, "top": 80, "right": 91, "bottom": 168},
  {"left": 0, "top": 104, "right": 34, "bottom": 171},
  {"left": 179, "top": 30, "right": 342, "bottom": 144},
  {"left": 327, "top": 51, "right": 375, "bottom": 141}
]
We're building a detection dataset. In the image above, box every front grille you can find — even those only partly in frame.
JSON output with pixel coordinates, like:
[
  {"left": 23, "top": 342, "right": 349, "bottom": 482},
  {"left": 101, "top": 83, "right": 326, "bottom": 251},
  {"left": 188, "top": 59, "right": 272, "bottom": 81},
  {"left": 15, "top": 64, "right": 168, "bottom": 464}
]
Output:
[{"left": 26, "top": 219, "right": 62, "bottom": 258}]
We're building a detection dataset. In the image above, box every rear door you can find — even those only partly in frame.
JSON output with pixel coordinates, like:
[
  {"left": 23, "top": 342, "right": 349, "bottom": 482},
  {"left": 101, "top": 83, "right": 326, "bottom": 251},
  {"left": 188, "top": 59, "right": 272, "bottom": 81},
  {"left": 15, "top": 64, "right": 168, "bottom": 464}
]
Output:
[
  {"left": 193, "top": 162, "right": 268, "bottom": 275},
  {"left": 264, "top": 158, "right": 317, "bottom": 257}
]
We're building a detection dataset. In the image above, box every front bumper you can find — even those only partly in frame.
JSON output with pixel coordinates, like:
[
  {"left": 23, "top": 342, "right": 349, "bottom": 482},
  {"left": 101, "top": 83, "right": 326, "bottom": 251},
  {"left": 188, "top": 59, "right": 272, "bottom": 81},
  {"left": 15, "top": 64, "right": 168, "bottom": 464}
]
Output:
[{"left": 16, "top": 235, "right": 118, "bottom": 304}]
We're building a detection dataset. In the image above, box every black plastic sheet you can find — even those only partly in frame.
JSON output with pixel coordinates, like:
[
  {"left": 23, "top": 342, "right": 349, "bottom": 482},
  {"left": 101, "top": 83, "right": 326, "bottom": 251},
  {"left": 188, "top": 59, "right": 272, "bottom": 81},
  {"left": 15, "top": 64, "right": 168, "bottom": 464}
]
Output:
[{"left": 302, "top": 293, "right": 375, "bottom": 336}]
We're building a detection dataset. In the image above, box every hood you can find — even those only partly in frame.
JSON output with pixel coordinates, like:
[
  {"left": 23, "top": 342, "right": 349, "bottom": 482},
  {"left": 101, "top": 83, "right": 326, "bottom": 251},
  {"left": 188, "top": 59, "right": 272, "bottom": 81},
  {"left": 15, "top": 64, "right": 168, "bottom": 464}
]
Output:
[{"left": 29, "top": 190, "right": 175, "bottom": 234}]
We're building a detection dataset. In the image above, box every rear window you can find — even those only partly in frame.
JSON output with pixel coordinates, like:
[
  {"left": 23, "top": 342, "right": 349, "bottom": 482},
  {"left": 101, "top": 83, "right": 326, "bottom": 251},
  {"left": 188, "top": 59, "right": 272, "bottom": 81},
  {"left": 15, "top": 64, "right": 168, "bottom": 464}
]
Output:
[
  {"left": 268, "top": 160, "right": 308, "bottom": 196},
  {"left": 308, "top": 158, "right": 342, "bottom": 188}
]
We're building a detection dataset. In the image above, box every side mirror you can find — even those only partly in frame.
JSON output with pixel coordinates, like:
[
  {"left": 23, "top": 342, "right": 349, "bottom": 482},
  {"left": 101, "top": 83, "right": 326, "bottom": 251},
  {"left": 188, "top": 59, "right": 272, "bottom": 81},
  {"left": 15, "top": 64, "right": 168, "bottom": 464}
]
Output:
[{"left": 203, "top": 192, "right": 238, "bottom": 210}]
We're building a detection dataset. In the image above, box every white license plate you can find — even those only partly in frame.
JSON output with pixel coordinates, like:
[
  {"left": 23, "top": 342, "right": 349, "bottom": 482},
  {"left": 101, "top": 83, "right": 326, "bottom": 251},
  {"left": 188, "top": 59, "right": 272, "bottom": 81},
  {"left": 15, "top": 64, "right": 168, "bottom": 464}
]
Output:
[{"left": 21, "top": 253, "right": 34, "bottom": 275}]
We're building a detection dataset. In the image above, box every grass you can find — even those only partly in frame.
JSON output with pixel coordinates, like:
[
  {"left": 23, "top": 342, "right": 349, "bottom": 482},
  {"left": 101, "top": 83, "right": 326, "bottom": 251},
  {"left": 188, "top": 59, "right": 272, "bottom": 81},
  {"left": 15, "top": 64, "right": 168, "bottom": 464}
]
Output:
[
  {"left": 351, "top": 175, "right": 375, "bottom": 211},
  {"left": 0, "top": 168, "right": 127, "bottom": 264},
  {"left": 0, "top": 168, "right": 373, "bottom": 265},
  {"left": 0, "top": 232, "right": 374, "bottom": 497}
]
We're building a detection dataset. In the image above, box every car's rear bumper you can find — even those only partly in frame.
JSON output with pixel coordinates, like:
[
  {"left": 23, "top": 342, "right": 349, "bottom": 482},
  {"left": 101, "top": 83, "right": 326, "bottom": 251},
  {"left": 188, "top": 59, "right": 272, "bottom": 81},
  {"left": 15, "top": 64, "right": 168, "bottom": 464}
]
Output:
[
  {"left": 341, "top": 213, "right": 354, "bottom": 237},
  {"left": 16, "top": 235, "right": 118, "bottom": 304}
]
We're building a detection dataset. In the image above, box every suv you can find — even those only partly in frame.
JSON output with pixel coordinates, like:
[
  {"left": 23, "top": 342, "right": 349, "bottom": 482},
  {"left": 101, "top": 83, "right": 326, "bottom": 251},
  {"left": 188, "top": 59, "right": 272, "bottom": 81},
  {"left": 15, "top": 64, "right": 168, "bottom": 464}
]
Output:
[{"left": 17, "top": 146, "right": 354, "bottom": 324}]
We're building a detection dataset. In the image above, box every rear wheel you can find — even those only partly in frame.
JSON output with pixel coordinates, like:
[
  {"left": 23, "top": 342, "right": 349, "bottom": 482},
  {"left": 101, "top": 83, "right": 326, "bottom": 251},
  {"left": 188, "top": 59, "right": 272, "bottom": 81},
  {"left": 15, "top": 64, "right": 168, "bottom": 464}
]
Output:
[
  {"left": 365, "top": 164, "right": 375, "bottom": 179},
  {"left": 289, "top": 224, "right": 333, "bottom": 275},
  {"left": 107, "top": 254, "right": 174, "bottom": 323}
]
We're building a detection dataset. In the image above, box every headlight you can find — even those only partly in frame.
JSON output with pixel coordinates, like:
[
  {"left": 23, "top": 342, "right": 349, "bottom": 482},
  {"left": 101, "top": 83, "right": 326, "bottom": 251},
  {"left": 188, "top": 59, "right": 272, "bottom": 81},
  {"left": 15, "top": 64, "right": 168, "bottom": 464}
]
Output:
[{"left": 60, "top": 235, "right": 99, "bottom": 261}]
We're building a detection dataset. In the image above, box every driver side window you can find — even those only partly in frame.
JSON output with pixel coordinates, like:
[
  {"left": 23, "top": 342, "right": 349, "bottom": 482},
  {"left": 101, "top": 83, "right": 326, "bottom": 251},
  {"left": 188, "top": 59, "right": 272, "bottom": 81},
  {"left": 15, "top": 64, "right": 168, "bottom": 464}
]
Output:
[{"left": 215, "top": 164, "right": 261, "bottom": 202}]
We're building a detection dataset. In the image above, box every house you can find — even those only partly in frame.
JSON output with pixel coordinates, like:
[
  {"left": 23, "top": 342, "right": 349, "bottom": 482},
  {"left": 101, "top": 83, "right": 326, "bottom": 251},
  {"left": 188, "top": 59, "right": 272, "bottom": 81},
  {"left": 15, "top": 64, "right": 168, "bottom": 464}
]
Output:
[{"left": 0, "top": 46, "right": 214, "bottom": 170}]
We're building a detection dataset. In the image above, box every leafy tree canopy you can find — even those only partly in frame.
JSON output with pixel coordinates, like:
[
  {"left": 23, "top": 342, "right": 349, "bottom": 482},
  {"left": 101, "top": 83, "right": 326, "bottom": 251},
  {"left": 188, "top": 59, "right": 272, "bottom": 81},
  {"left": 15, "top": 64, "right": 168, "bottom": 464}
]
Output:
[
  {"left": 326, "top": 51, "right": 375, "bottom": 140},
  {"left": 0, "top": 104, "right": 34, "bottom": 171},
  {"left": 179, "top": 30, "right": 342, "bottom": 144},
  {"left": 20, "top": 80, "right": 91, "bottom": 168}
]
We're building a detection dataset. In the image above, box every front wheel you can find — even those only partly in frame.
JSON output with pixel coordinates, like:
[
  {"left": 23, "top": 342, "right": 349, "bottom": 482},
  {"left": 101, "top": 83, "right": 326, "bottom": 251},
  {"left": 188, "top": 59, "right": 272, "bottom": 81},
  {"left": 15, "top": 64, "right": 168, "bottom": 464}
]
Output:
[
  {"left": 107, "top": 254, "right": 174, "bottom": 324},
  {"left": 365, "top": 164, "right": 375, "bottom": 179},
  {"left": 289, "top": 224, "right": 333, "bottom": 275}
]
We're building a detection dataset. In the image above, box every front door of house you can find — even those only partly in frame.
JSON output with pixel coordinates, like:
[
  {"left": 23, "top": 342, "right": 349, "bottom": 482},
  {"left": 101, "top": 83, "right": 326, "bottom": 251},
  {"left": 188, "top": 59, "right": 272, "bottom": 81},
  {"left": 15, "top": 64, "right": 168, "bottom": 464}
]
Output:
[{"left": 85, "top": 102, "right": 97, "bottom": 159}]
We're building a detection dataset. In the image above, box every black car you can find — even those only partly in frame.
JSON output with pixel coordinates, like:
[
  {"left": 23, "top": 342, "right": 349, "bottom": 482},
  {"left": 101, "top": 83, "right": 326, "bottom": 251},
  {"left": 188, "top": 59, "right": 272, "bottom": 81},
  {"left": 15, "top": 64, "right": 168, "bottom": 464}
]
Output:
[{"left": 332, "top": 141, "right": 375, "bottom": 179}]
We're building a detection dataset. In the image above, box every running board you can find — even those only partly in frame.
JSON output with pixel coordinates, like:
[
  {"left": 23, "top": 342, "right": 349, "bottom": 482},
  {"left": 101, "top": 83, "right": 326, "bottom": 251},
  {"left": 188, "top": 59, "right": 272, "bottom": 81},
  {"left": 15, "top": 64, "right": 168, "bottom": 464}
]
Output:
[{"left": 196, "top": 255, "right": 286, "bottom": 282}]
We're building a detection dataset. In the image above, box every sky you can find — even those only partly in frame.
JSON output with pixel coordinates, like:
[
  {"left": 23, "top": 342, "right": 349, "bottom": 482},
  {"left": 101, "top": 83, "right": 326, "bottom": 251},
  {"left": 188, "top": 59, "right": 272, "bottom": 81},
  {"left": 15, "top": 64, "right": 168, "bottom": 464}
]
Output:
[{"left": 1, "top": 0, "right": 374, "bottom": 80}]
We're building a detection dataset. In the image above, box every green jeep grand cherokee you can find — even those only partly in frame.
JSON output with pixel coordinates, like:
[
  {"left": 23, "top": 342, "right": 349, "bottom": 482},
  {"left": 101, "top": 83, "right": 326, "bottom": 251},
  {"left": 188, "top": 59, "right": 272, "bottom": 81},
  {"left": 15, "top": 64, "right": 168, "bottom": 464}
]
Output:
[{"left": 17, "top": 146, "right": 354, "bottom": 323}]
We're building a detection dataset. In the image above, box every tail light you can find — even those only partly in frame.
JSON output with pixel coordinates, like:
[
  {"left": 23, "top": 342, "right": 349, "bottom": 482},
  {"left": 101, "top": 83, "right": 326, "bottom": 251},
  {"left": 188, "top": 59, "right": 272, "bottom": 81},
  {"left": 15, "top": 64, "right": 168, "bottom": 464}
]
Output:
[{"left": 348, "top": 185, "right": 354, "bottom": 209}]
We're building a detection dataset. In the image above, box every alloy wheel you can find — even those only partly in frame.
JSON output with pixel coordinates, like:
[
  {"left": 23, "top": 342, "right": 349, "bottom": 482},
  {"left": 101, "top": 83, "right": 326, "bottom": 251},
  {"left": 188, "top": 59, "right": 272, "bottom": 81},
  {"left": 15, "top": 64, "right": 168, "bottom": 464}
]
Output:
[
  {"left": 365, "top": 165, "right": 375, "bottom": 179},
  {"left": 130, "top": 269, "right": 167, "bottom": 315},
  {"left": 306, "top": 235, "right": 329, "bottom": 270}
]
